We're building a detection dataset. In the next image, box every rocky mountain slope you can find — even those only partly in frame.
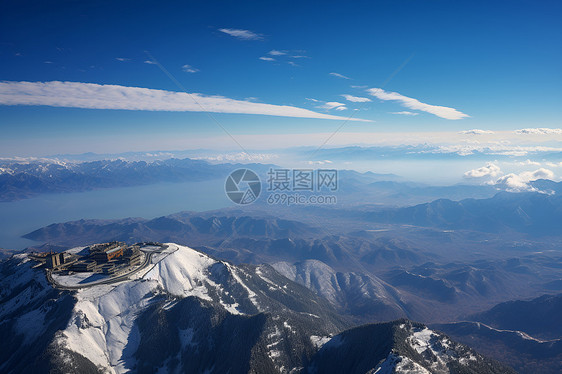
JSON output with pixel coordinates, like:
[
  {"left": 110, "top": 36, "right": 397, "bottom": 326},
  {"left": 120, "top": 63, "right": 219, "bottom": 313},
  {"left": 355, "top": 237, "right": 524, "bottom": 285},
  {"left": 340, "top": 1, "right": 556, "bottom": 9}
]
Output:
[
  {"left": 434, "top": 321, "right": 562, "bottom": 374},
  {"left": 467, "top": 293, "right": 562, "bottom": 340},
  {"left": 0, "top": 244, "right": 513, "bottom": 373},
  {"left": 272, "top": 259, "right": 408, "bottom": 322},
  {"left": 304, "top": 320, "right": 515, "bottom": 374}
]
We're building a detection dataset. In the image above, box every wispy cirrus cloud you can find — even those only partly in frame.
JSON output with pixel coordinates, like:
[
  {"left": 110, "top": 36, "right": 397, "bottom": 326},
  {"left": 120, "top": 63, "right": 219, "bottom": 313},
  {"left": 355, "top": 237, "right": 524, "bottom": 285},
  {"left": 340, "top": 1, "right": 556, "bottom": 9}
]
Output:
[
  {"left": 261, "top": 50, "right": 308, "bottom": 65},
  {"left": 308, "top": 98, "right": 348, "bottom": 111},
  {"left": 515, "top": 128, "right": 562, "bottom": 135},
  {"left": 329, "top": 72, "right": 351, "bottom": 80},
  {"left": 390, "top": 111, "right": 418, "bottom": 116},
  {"left": 115, "top": 57, "right": 130, "bottom": 62},
  {"left": 268, "top": 50, "right": 286, "bottom": 56},
  {"left": 459, "top": 129, "right": 494, "bottom": 135},
  {"left": 0, "top": 81, "right": 372, "bottom": 121},
  {"left": 218, "top": 28, "right": 263, "bottom": 40},
  {"left": 318, "top": 101, "right": 347, "bottom": 111},
  {"left": 367, "top": 87, "right": 469, "bottom": 120},
  {"left": 181, "top": 64, "right": 199, "bottom": 73},
  {"left": 341, "top": 94, "right": 371, "bottom": 103}
]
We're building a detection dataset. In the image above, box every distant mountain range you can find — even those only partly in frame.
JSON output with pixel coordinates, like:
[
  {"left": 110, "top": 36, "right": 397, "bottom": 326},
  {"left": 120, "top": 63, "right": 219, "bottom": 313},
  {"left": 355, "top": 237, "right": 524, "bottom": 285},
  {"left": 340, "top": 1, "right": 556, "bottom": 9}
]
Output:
[
  {"left": 0, "top": 158, "right": 502, "bottom": 205},
  {"left": 335, "top": 182, "right": 562, "bottom": 235},
  {"left": 21, "top": 212, "right": 562, "bottom": 325},
  {"left": 0, "top": 158, "right": 272, "bottom": 201},
  {"left": 23, "top": 214, "right": 322, "bottom": 247}
]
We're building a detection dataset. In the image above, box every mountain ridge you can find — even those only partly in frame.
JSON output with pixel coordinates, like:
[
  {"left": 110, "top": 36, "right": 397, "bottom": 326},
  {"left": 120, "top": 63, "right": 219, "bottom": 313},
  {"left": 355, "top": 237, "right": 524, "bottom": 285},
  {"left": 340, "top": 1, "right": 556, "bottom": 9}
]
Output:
[{"left": 0, "top": 243, "right": 515, "bottom": 374}]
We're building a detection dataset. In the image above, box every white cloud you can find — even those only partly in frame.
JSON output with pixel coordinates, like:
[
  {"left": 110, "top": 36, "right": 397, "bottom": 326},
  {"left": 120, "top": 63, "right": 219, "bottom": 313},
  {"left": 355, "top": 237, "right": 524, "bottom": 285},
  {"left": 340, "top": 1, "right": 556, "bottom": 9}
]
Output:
[
  {"left": 463, "top": 163, "right": 502, "bottom": 179},
  {"left": 367, "top": 87, "right": 469, "bottom": 120},
  {"left": 262, "top": 50, "right": 308, "bottom": 65},
  {"left": 181, "top": 64, "right": 199, "bottom": 73},
  {"left": 115, "top": 57, "right": 130, "bottom": 62},
  {"left": 0, "top": 81, "right": 372, "bottom": 121},
  {"left": 268, "top": 50, "right": 286, "bottom": 56},
  {"left": 434, "top": 143, "right": 562, "bottom": 157},
  {"left": 464, "top": 162, "right": 555, "bottom": 192},
  {"left": 218, "top": 28, "right": 263, "bottom": 40},
  {"left": 309, "top": 98, "right": 348, "bottom": 111},
  {"left": 459, "top": 129, "right": 494, "bottom": 135},
  {"left": 545, "top": 161, "right": 562, "bottom": 168},
  {"left": 495, "top": 168, "right": 555, "bottom": 192},
  {"left": 515, "top": 128, "right": 562, "bottom": 135},
  {"left": 390, "top": 111, "right": 418, "bottom": 116},
  {"left": 318, "top": 101, "right": 347, "bottom": 111},
  {"left": 329, "top": 72, "right": 351, "bottom": 80},
  {"left": 517, "top": 159, "right": 541, "bottom": 166},
  {"left": 341, "top": 94, "right": 371, "bottom": 103},
  {"left": 144, "top": 60, "right": 156, "bottom": 65}
]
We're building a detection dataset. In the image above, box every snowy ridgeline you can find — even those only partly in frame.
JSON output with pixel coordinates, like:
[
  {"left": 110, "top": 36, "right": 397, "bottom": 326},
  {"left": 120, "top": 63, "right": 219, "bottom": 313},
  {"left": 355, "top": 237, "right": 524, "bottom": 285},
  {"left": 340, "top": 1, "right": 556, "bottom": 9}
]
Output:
[
  {"left": 0, "top": 244, "right": 514, "bottom": 374},
  {"left": 1, "top": 244, "right": 345, "bottom": 373},
  {"left": 52, "top": 243, "right": 268, "bottom": 372}
]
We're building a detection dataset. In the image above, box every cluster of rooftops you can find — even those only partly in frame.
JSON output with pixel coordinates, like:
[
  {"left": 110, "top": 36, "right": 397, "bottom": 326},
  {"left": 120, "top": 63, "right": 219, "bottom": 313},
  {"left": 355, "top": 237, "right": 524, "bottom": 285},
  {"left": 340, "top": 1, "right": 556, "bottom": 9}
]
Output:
[{"left": 31, "top": 241, "right": 145, "bottom": 276}]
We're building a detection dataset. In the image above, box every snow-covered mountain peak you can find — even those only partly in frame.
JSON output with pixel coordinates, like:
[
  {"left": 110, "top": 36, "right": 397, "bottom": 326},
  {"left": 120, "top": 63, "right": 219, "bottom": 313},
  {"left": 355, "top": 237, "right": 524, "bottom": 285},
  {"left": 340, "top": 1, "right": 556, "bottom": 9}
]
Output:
[
  {"left": 141, "top": 243, "right": 218, "bottom": 298},
  {"left": 0, "top": 245, "right": 514, "bottom": 374}
]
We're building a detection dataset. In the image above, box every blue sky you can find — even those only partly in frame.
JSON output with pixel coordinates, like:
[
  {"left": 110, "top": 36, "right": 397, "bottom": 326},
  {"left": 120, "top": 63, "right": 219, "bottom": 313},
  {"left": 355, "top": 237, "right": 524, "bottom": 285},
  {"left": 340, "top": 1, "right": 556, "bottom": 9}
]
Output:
[{"left": 0, "top": 0, "right": 561, "bottom": 165}]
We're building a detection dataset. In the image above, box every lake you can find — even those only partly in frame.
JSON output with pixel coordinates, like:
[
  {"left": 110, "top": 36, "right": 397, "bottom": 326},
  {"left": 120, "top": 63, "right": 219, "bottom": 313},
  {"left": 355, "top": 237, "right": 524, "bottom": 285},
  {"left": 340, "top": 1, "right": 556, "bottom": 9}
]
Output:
[{"left": 0, "top": 179, "right": 231, "bottom": 250}]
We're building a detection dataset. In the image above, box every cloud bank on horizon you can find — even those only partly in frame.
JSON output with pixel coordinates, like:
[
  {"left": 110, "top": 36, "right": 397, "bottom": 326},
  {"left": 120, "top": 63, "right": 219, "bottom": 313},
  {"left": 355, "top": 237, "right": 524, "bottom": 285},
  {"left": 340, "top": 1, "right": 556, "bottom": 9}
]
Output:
[
  {"left": 515, "top": 128, "right": 562, "bottom": 135},
  {"left": 459, "top": 129, "right": 495, "bottom": 135},
  {"left": 0, "top": 81, "right": 372, "bottom": 122},
  {"left": 367, "top": 87, "right": 469, "bottom": 120}
]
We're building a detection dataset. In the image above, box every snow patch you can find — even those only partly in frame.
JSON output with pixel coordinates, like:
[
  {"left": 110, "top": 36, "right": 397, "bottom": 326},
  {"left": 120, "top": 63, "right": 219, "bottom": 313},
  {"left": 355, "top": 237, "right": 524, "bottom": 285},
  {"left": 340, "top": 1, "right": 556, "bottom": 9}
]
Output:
[{"left": 310, "top": 335, "right": 331, "bottom": 349}]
